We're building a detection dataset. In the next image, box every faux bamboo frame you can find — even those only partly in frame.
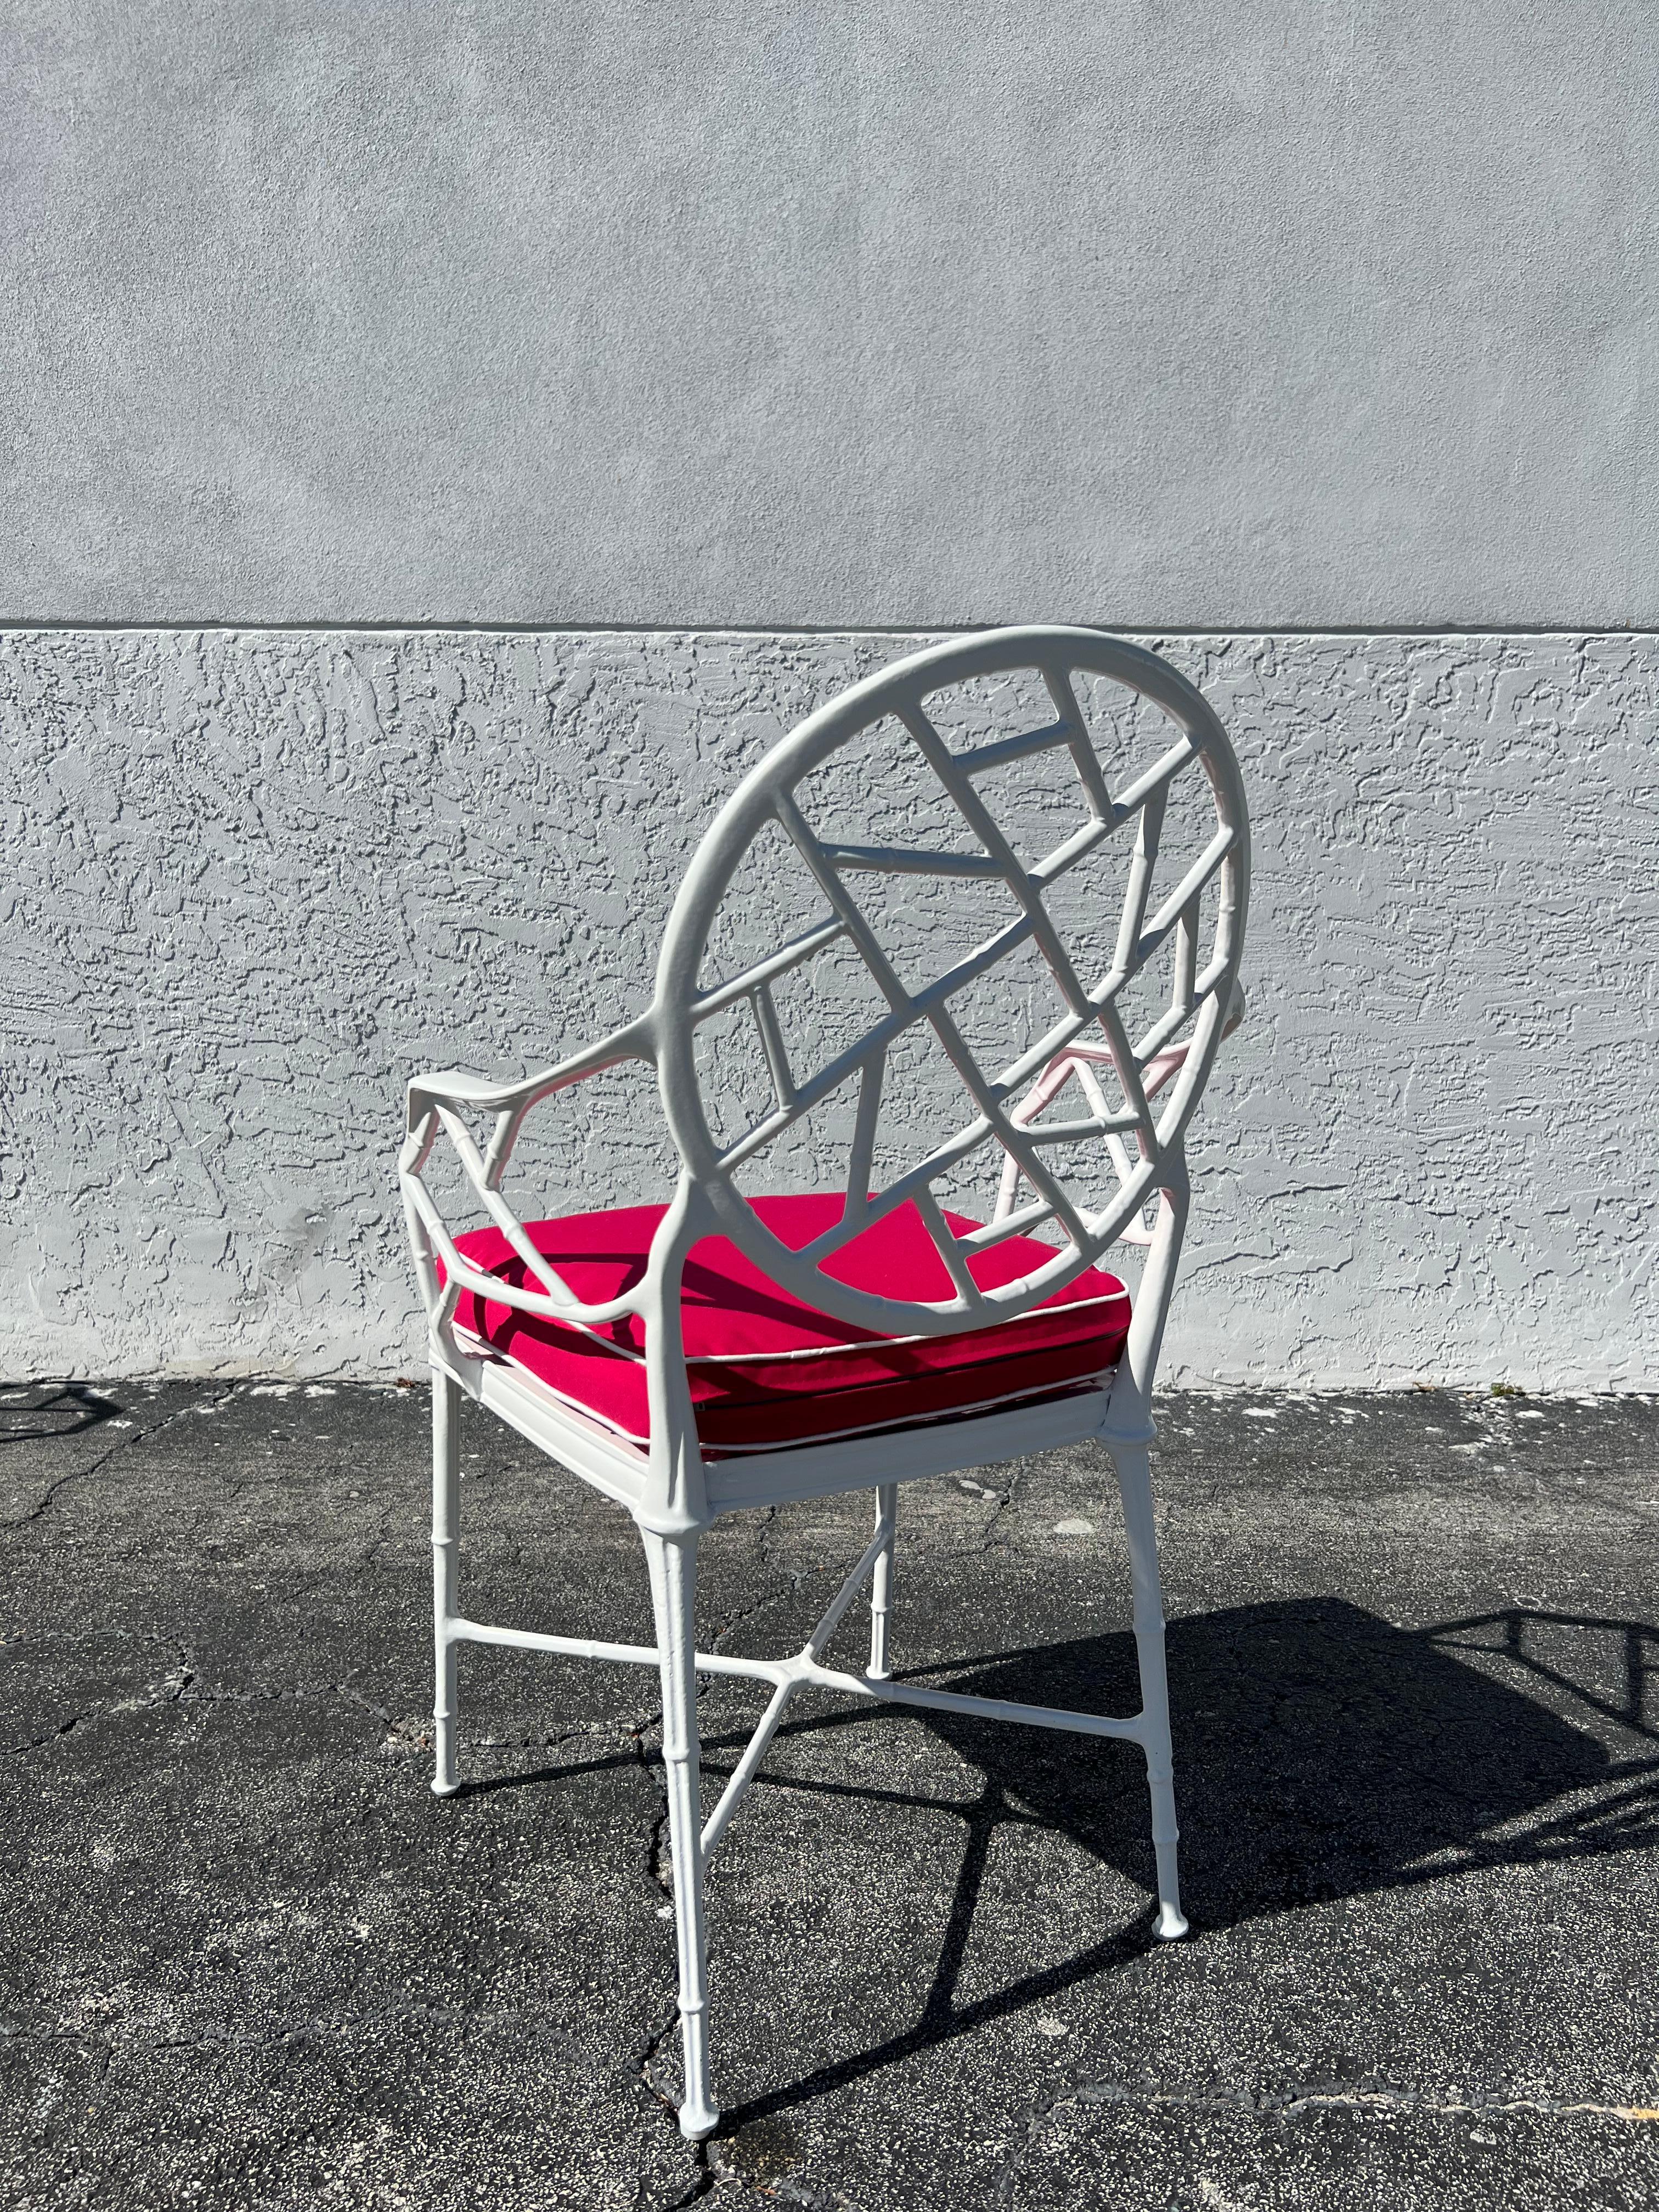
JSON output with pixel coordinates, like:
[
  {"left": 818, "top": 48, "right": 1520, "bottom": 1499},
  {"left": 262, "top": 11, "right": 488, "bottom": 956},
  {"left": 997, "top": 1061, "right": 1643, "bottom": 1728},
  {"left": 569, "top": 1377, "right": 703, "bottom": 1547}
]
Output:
[{"left": 398, "top": 625, "right": 1250, "bottom": 2137}]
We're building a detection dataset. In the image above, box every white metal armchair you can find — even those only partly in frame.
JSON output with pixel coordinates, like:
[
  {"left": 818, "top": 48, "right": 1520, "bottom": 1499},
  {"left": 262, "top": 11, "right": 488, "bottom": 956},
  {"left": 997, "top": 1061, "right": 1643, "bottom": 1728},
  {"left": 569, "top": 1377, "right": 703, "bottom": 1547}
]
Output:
[{"left": 398, "top": 625, "right": 1249, "bottom": 2138}]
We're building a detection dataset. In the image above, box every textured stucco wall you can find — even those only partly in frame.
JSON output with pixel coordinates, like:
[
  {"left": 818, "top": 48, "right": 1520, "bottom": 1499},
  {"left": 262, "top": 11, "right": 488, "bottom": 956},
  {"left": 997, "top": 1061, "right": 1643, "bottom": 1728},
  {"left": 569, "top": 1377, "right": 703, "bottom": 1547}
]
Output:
[
  {"left": 3, "top": 627, "right": 1655, "bottom": 1388},
  {"left": 5, "top": 2, "right": 1659, "bottom": 627}
]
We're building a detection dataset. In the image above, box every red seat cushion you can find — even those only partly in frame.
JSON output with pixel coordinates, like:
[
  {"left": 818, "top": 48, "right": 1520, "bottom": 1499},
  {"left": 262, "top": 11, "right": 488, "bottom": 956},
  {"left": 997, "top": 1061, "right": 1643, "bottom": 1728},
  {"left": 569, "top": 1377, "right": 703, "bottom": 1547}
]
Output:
[{"left": 447, "top": 1194, "right": 1130, "bottom": 1456}]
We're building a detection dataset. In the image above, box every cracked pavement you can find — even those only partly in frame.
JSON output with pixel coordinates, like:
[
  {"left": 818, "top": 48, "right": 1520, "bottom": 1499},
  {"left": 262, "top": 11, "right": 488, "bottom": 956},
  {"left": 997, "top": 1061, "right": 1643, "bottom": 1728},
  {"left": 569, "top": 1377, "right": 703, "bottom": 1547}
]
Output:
[{"left": 3, "top": 1379, "right": 1657, "bottom": 2210}]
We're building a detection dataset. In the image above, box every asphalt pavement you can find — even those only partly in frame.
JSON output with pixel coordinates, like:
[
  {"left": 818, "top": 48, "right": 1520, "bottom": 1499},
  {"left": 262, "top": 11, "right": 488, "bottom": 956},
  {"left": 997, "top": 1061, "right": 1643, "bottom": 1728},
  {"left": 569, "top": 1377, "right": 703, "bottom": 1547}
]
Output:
[{"left": 3, "top": 1379, "right": 1656, "bottom": 2210}]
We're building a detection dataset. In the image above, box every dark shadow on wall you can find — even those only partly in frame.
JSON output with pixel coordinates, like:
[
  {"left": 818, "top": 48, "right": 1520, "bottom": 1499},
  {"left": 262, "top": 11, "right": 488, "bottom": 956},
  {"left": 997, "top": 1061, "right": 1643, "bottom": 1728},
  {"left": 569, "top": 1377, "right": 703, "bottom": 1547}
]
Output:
[{"left": 703, "top": 1599, "right": 1656, "bottom": 2130}]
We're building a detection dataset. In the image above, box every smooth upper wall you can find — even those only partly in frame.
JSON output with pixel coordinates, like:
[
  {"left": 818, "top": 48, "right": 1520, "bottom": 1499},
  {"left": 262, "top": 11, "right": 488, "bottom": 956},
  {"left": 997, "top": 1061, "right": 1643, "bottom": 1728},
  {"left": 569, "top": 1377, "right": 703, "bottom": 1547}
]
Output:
[{"left": 4, "top": 0, "right": 1658, "bottom": 627}]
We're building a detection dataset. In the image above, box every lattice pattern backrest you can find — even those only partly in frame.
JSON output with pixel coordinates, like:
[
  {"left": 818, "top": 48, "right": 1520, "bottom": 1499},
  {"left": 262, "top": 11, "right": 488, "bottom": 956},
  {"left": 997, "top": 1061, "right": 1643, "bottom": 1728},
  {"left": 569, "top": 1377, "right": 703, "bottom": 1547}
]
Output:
[{"left": 654, "top": 628, "right": 1249, "bottom": 1338}]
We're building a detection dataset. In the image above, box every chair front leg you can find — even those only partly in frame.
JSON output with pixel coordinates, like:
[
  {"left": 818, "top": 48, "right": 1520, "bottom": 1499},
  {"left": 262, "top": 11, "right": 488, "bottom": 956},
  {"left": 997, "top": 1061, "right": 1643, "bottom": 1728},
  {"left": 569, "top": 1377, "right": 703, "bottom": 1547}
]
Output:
[
  {"left": 1108, "top": 1440, "right": 1188, "bottom": 1939},
  {"left": 431, "top": 1367, "right": 461, "bottom": 1797},
  {"left": 641, "top": 1524, "right": 719, "bottom": 2140},
  {"left": 868, "top": 1482, "right": 898, "bottom": 1680}
]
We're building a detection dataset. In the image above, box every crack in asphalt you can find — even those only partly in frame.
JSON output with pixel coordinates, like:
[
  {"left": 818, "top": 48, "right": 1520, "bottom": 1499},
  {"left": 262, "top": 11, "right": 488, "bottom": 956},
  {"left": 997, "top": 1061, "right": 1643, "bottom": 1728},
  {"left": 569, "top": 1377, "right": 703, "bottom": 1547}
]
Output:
[
  {"left": 990, "top": 2075, "right": 1659, "bottom": 2202},
  {"left": 709, "top": 1506, "right": 789, "bottom": 1660},
  {"left": 6, "top": 1712, "right": 85, "bottom": 1758},
  {"left": 2, "top": 1667, "right": 426, "bottom": 1760},
  {"left": 4, "top": 1631, "right": 191, "bottom": 1757},
  {"left": 975, "top": 1457, "right": 1025, "bottom": 1553},
  {"left": 2, "top": 1385, "right": 238, "bottom": 1531},
  {"left": 705, "top": 2154, "right": 864, "bottom": 2211}
]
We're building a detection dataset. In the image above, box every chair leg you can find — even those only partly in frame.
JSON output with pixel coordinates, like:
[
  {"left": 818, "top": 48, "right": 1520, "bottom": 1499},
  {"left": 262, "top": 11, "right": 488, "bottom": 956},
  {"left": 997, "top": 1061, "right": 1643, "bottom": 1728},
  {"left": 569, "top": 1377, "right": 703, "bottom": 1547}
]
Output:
[
  {"left": 1109, "top": 1441, "right": 1188, "bottom": 1939},
  {"left": 641, "top": 1525, "right": 719, "bottom": 2140},
  {"left": 868, "top": 1482, "right": 898, "bottom": 1680},
  {"left": 431, "top": 1367, "right": 461, "bottom": 1797}
]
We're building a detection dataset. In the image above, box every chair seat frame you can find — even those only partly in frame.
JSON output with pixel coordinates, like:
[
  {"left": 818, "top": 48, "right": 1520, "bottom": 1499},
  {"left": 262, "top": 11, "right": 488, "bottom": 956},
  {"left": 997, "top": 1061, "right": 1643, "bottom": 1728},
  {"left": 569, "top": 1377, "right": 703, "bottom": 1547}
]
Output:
[{"left": 398, "top": 627, "right": 1249, "bottom": 2138}]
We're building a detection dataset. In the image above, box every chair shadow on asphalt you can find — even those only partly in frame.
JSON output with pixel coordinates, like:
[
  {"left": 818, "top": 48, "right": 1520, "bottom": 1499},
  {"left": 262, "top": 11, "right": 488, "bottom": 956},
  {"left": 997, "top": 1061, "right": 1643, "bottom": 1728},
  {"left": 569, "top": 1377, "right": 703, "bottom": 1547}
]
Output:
[
  {"left": 699, "top": 1596, "right": 1659, "bottom": 2130},
  {"left": 0, "top": 1381, "right": 123, "bottom": 1445}
]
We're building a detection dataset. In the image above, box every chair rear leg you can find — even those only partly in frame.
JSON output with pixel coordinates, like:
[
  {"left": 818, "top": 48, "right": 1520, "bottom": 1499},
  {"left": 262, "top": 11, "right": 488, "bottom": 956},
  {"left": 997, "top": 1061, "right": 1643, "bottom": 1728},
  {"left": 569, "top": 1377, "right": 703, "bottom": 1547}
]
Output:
[
  {"left": 1109, "top": 1441, "right": 1188, "bottom": 1938},
  {"left": 431, "top": 1367, "right": 461, "bottom": 1797},
  {"left": 641, "top": 1525, "right": 719, "bottom": 2140},
  {"left": 867, "top": 1482, "right": 898, "bottom": 1680}
]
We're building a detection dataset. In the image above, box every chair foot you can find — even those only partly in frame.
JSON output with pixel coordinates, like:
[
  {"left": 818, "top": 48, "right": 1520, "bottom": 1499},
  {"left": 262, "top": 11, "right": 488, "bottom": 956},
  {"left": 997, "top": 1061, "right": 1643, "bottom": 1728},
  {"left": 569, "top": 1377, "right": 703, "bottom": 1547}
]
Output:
[
  {"left": 678, "top": 2098, "right": 721, "bottom": 2142},
  {"left": 1109, "top": 1439, "right": 1190, "bottom": 1953},
  {"left": 430, "top": 1774, "right": 461, "bottom": 1799}
]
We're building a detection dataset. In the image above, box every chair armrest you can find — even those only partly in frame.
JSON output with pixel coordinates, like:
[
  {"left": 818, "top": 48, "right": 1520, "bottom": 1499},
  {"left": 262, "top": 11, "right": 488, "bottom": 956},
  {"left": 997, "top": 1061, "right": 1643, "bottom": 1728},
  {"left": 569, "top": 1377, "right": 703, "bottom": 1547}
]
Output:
[
  {"left": 399, "top": 1013, "right": 657, "bottom": 1347},
  {"left": 404, "top": 1012, "right": 656, "bottom": 1136}
]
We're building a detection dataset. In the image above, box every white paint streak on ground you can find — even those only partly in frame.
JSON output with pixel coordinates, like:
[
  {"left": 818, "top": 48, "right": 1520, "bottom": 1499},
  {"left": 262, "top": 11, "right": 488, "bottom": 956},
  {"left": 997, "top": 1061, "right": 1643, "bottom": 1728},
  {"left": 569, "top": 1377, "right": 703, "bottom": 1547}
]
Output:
[{"left": 1, "top": 629, "right": 1655, "bottom": 1386}]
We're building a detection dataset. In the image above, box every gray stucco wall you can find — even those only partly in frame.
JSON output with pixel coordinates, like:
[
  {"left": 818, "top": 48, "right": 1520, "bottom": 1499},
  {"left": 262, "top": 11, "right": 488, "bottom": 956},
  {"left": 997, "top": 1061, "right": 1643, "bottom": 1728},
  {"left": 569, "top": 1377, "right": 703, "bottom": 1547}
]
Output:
[
  {"left": 5, "top": 627, "right": 1655, "bottom": 1389},
  {"left": 5, "top": 2, "right": 1659, "bottom": 627},
  {"left": 6, "top": 11, "right": 1657, "bottom": 1386}
]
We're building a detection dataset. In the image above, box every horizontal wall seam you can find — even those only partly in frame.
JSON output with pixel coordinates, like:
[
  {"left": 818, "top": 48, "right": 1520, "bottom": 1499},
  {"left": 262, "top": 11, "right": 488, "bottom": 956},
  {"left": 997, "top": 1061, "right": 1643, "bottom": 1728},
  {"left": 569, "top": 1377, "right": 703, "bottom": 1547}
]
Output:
[{"left": 3, "top": 620, "right": 1659, "bottom": 640}]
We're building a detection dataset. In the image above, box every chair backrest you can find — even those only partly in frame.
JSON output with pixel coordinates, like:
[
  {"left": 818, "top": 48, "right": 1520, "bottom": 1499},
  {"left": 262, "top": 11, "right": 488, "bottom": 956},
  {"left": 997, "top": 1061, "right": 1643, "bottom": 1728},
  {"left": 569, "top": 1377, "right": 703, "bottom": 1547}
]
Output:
[{"left": 654, "top": 627, "right": 1249, "bottom": 1339}]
